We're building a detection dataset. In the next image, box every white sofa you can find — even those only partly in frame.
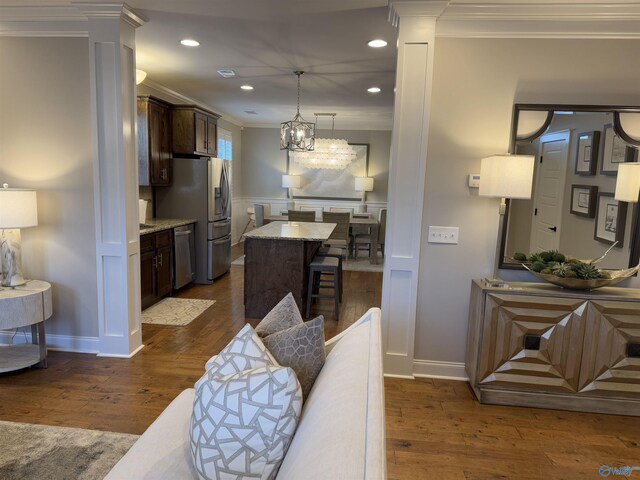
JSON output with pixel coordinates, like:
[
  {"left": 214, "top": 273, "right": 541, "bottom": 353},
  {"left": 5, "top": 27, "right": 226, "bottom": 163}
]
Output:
[{"left": 106, "top": 307, "right": 385, "bottom": 479}]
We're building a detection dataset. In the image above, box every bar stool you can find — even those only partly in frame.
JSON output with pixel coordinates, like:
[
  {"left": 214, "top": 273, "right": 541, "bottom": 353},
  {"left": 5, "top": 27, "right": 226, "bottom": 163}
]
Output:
[
  {"left": 315, "top": 246, "right": 343, "bottom": 300},
  {"left": 306, "top": 255, "right": 341, "bottom": 320}
]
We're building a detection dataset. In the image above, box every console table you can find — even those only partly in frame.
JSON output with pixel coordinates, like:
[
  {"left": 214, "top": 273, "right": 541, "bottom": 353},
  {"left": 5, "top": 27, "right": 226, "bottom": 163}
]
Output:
[
  {"left": 466, "top": 280, "right": 640, "bottom": 416},
  {"left": 0, "top": 280, "right": 52, "bottom": 372}
]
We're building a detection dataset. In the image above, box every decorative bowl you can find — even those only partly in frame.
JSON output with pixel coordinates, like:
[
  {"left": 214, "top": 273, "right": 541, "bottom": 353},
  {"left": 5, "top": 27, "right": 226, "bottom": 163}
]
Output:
[{"left": 522, "top": 264, "right": 640, "bottom": 290}]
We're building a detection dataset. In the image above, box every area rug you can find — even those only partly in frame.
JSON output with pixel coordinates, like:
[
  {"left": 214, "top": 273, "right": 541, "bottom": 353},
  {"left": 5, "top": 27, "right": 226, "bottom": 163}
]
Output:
[
  {"left": 0, "top": 420, "right": 138, "bottom": 480},
  {"left": 142, "top": 297, "right": 215, "bottom": 326},
  {"left": 231, "top": 254, "right": 383, "bottom": 273}
]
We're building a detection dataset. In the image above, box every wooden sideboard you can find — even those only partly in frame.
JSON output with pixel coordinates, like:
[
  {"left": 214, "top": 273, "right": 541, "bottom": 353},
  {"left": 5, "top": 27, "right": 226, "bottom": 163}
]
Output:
[{"left": 466, "top": 279, "right": 640, "bottom": 416}]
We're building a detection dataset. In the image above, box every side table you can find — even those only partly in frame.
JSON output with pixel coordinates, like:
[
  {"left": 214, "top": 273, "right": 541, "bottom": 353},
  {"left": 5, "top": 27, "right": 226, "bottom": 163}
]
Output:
[{"left": 0, "top": 280, "right": 52, "bottom": 373}]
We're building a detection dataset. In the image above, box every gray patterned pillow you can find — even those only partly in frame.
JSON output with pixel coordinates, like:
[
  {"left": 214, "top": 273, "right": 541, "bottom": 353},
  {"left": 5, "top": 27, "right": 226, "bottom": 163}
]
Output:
[
  {"left": 200, "top": 323, "right": 277, "bottom": 381},
  {"left": 191, "top": 324, "right": 303, "bottom": 480},
  {"left": 262, "top": 315, "right": 325, "bottom": 398},
  {"left": 255, "top": 292, "right": 303, "bottom": 338}
]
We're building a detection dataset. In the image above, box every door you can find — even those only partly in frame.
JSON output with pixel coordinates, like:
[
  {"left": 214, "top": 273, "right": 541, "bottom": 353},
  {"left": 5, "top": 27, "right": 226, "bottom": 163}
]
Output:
[
  {"left": 208, "top": 234, "right": 231, "bottom": 280},
  {"left": 195, "top": 112, "right": 208, "bottom": 154},
  {"left": 140, "top": 250, "right": 157, "bottom": 309},
  {"left": 529, "top": 131, "right": 569, "bottom": 252},
  {"left": 206, "top": 116, "right": 217, "bottom": 155},
  {"left": 208, "top": 158, "right": 229, "bottom": 222}
]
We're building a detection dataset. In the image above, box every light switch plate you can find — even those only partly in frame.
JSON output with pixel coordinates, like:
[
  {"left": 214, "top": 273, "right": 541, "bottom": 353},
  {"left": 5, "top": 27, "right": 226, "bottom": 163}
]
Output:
[{"left": 428, "top": 226, "right": 459, "bottom": 244}]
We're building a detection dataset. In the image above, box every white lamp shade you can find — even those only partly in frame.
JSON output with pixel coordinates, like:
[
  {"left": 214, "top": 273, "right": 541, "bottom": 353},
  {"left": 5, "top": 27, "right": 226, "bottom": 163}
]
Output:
[
  {"left": 479, "top": 154, "right": 535, "bottom": 199},
  {"left": 282, "top": 174, "right": 301, "bottom": 188},
  {"left": 615, "top": 163, "right": 640, "bottom": 202},
  {"left": 136, "top": 69, "right": 147, "bottom": 85},
  {"left": 0, "top": 188, "right": 38, "bottom": 228},
  {"left": 355, "top": 177, "right": 374, "bottom": 192}
]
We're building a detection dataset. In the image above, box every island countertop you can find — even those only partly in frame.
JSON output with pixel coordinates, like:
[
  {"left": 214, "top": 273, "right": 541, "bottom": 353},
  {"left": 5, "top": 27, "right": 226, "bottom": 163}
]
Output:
[{"left": 242, "top": 221, "right": 336, "bottom": 241}]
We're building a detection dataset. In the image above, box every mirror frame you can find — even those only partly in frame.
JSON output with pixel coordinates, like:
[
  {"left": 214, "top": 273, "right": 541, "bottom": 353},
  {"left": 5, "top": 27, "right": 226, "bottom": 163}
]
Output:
[{"left": 500, "top": 103, "right": 640, "bottom": 270}]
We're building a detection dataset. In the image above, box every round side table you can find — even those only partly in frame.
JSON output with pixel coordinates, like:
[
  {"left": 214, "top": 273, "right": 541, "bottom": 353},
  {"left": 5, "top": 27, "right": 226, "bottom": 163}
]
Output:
[{"left": 0, "top": 280, "right": 52, "bottom": 373}]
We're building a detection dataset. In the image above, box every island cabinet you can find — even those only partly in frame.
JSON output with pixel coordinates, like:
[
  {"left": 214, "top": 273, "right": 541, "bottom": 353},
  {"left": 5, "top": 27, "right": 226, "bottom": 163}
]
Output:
[
  {"left": 137, "top": 96, "right": 172, "bottom": 186},
  {"left": 140, "top": 230, "right": 173, "bottom": 309},
  {"left": 466, "top": 280, "right": 640, "bottom": 416},
  {"left": 172, "top": 105, "right": 220, "bottom": 157}
]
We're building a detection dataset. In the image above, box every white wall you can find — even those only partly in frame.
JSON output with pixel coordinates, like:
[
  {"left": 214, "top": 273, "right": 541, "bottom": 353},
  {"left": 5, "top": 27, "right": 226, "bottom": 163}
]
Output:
[
  {"left": 416, "top": 37, "right": 640, "bottom": 366},
  {"left": 0, "top": 37, "right": 98, "bottom": 339}
]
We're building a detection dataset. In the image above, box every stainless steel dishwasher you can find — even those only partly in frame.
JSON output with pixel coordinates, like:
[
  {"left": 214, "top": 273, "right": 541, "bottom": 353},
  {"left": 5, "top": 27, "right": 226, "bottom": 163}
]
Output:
[{"left": 173, "top": 224, "right": 195, "bottom": 290}]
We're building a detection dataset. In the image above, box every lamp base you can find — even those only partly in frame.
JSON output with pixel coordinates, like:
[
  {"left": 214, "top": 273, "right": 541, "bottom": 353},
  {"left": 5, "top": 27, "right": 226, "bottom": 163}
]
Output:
[{"left": 1, "top": 229, "right": 27, "bottom": 287}]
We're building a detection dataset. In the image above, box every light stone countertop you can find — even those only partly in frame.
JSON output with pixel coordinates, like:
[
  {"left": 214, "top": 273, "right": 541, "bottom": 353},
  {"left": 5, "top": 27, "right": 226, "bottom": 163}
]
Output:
[
  {"left": 243, "top": 221, "right": 336, "bottom": 241},
  {"left": 140, "top": 218, "right": 197, "bottom": 236}
]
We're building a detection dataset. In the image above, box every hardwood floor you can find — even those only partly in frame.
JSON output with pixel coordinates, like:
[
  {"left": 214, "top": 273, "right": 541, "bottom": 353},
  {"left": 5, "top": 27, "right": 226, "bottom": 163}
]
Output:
[{"left": 1, "top": 242, "right": 638, "bottom": 479}]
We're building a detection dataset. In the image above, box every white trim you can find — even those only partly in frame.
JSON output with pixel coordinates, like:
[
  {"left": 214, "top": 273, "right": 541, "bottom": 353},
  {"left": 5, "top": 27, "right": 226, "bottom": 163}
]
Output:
[
  {"left": 0, "top": 330, "right": 99, "bottom": 354},
  {"left": 383, "top": 373, "right": 416, "bottom": 380},
  {"left": 413, "top": 359, "right": 469, "bottom": 381},
  {"left": 97, "top": 343, "right": 145, "bottom": 358}
]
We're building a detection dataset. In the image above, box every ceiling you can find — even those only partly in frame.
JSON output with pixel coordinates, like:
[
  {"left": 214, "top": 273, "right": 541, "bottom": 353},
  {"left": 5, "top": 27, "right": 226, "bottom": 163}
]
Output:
[{"left": 130, "top": 0, "right": 399, "bottom": 130}]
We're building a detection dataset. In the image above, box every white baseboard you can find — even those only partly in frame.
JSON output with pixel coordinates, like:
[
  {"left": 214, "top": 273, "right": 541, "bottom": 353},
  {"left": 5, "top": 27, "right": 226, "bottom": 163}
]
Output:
[
  {"left": 413, "top": 359, "right": 468, "bottom": 381},
  {"left": 0, "top": 330, "right": 99, "bottom": 354},
  {"left": 97, "top": 343, "right": 145, "bottom": 358}
]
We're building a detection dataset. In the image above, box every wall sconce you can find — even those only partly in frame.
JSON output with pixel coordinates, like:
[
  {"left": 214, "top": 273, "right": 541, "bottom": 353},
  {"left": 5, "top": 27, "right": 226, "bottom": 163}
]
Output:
[
  {"left": 615, "top": 163, "right": 640, "bottom": 202},
  {"left": 0, "top": 184, "right": 39, "bottom": 287},
  {"left": 136, "top": 69, "right": 147, "bottom": 85},
  {"left": 479, "top": 154, "right": 535, "bottom": 280},
  {"left": 355, "top": 177, "right": 374, "bottom": 213}
]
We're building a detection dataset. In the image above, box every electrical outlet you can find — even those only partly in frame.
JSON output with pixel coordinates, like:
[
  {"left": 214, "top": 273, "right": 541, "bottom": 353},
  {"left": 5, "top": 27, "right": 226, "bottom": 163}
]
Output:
[{"left": 427, "top": 226, "right": 459, "bottom": 244}]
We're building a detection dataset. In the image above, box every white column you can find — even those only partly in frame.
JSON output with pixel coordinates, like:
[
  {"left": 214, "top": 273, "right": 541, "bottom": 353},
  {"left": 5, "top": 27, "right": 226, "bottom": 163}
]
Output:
[
  {"left": 76, "top": 2, "right": 145, "bottom": 357},
  {"left": 382, "top": 1, "right": 447, "bottom": 377}
]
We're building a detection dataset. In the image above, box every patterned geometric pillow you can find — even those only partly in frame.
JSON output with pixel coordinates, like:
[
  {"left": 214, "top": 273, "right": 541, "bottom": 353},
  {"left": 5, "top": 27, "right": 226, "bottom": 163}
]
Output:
[
  {"left": 261, "top": 315, "right": 325, "bottom": 398},
  {"left": 190, "top": 366, "right": 302, "bottom": 480},
  {"left": 191, "top": 324, "right": 303, "bottom": 479},
  {"left": 201, "top": 323, "right": 277, "bottom": 379},
  {"left": 255, "top": 292, "right": 303, "bottom": 338}
]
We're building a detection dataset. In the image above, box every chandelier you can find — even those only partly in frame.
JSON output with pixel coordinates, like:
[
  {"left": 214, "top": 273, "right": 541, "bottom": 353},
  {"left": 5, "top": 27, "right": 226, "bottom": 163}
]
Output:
[
  {"left": 290, "top": 113, "right": 356, "bottom": 170},
  {"left": 280, "top": 71, "right": 315, "bottom": 152}
]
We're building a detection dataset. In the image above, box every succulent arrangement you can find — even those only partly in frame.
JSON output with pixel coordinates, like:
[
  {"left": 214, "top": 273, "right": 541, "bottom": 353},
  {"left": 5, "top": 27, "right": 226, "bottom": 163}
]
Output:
[{"left": 513, "top": 250, "right": 612, "bottom": 280}]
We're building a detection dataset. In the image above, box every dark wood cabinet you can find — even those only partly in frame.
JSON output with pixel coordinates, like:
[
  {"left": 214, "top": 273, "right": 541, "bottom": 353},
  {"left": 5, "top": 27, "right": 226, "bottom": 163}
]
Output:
[
  {"left": 172, "top": 105, "right": 220, "bottom": 157},
  {"left": 140, "top": 230, "right": 173, "bottom": 309},
  {"left": 138, "top": 96, "right": 172, "bottom": 186}
]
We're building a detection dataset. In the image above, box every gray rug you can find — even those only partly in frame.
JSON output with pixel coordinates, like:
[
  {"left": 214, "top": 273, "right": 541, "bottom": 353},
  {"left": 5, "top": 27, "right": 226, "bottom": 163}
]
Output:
[
  {"left": 231, "top": 255, "right": 384, "bottom": 273},
  {"left": 0, "top": 420, "right": 138, "bottom": 480},
  {"left": 142, "top": 297, "right": 215, "bottom": 326}
]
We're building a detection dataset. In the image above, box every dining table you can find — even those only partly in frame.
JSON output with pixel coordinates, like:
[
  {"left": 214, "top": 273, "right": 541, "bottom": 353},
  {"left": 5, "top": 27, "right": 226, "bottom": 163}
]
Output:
[{"left": 265, "top": 214, "right": 380, "bottom": 265}]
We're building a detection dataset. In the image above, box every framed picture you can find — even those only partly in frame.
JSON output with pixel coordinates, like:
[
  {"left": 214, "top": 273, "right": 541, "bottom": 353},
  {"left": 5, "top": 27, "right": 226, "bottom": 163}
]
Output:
[
  {"left": 570, "top": 184, "right": 598, "bottom": 218},
  {"left": 575, "top": 130, "right": 600, "bottom": 175},
  {"left": 594, "top": 192, "right": 627, "bottom": 246},
  {"left": 600, "top": 124, "right": 638, "bottom": 175},
  {"left": 288, "top": 143, "right": 369, "bottom": 200}
]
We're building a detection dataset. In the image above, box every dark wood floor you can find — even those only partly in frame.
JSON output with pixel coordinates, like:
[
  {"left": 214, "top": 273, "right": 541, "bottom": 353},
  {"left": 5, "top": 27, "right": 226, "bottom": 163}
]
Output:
[{"left": 1, "top": 242, "right": 639, "bottom": 479}]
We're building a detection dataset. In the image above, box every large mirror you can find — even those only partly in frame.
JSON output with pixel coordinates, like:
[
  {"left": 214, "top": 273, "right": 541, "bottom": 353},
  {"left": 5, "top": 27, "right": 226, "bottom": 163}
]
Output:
[{"left": 502, "top": 104, "right": 640, "bottom": 270}]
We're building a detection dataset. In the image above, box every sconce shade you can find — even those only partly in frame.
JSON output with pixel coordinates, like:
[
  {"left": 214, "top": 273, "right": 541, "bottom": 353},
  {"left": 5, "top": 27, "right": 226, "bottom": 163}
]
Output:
[
  {"left": 355, "top": 177, "right": 374, "bottom": 192},
  {"left": 615, "top": 163, "right": 640, "bottom": 202},
  {"left": 479, "top": 154, "right": 535, "bottom": 199},
  {"left": 0, "top": 188, "right": 38, "bottom": 228},
  {"left": 135, "top": 69, "right": 147, "bottom": 85},
  {"left": 282, "top": 175, "right": 301, "bottom": 189}
]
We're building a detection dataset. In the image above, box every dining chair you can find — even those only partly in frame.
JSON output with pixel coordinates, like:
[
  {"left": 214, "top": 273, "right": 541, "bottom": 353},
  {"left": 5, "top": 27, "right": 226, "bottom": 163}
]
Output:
[
  {"left": 253, "top": 204, "right": 265, "bottom": 227},
  {"left": 288, "top": 210, "right": 316, "bottom": 222},
  {"left": 353, "top": 208, "right": 387, "bottom": 259},
  {"left": 329, "top": 207, "right": 354, "bottom": 219},
  {"left": 321, "top": 211, "right": 351, "bottom": 258},
  {"left": 299, "top": 205, "right": 324, "bottom": 220}
]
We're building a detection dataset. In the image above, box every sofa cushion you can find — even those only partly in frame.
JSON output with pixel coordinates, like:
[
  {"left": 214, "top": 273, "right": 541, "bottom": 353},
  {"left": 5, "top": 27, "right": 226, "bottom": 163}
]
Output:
[
  {"left": 202, "top": 323, "right": 277, "bottom": 377},
  {"left": 261, "top": 315, "right": 325, "bottom": 398},
  {"left": 255, "top": 292, "right": 303, "bottom": 338}
]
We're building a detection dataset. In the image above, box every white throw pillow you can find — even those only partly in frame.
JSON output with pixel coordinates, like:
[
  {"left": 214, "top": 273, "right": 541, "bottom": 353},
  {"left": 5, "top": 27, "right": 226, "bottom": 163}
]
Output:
[{"left": 191, "top": 324, "right": 303, "bottom": 480}]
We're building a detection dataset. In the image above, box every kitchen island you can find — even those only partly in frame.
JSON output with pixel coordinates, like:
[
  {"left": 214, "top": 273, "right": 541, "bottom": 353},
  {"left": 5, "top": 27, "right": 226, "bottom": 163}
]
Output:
[{"left": 243, "top": 221, "right": 335, "bottom": 318}]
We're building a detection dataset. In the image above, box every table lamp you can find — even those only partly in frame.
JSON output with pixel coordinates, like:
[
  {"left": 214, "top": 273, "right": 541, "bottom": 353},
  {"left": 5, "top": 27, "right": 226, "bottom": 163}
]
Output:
[
  {"left": 355, "top": 177, "right": 374, "bottom": 213},
  {"left": 282, "top": 174, "right": 301, "bottom": 210},
  {"left": 0, "top": 184, "right": 38, "bottom": 287},
  {"left": 479, "top": 154, "right": 535, "bottom": 280},
  {"left": 615, "top": 163, "right": 640, "bottom": 203}
]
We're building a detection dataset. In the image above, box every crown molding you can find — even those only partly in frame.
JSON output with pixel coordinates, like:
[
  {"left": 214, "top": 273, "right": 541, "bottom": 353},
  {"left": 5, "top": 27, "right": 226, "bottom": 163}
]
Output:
[
  {"left": 389, "top": 0, "right": 450, "bottom": 26},
  {"left": 72, "top": 2, "right": 146, "bottom": 28}
]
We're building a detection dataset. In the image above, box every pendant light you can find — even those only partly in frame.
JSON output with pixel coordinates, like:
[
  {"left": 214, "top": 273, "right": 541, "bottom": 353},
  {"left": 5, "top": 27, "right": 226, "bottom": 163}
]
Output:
[
  {"left": 280, "top": 71, "right": 315, "bottom": 152},
  {"left": 290, "top": 113, "right": 356, "bottom": 169}
]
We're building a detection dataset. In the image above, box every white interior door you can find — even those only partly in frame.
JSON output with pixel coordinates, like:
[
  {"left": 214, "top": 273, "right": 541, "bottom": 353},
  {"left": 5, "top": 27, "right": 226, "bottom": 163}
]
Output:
[{"left": 529, "top": 131, "right": 570, "bottom": 253}]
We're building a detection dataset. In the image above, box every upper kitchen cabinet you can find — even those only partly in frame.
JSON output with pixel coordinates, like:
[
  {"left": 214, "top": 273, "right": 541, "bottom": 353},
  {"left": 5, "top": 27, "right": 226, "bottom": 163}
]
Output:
[
  {"left": 138, "top": 96, "right": 172, "bottom": 186},
  {"left": 172, "top": 105, "right": 221, "bottom": 157}
]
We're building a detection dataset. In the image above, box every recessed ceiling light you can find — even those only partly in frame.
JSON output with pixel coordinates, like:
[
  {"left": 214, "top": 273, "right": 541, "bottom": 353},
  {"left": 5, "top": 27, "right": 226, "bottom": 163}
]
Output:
[
  {"left": 180, "top": 39, "right": 200, "bottom": 47},
  {"left": 240, "top": 85, "right": 254, "bottom": 91},
  {"left": 367, "top": 87, "right": 381, "bottom": 93},
  {"left": 217, "top": 69, "right": 236, "bottom": 78},
  {"left": 368, "top": 39, "right": 387, "bottom": 48}
]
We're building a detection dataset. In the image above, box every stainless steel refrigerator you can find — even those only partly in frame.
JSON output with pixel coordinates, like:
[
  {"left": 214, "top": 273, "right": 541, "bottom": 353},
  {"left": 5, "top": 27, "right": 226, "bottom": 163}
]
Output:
[{"left": 156, "top": 157, "right": 231, "bottom": 284}]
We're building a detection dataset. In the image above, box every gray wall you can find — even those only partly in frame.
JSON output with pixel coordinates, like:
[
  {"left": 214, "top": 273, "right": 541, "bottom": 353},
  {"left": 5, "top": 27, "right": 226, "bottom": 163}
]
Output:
[
  {"left": 416, "top": 38, "right": 640, "bottom": 365},
  {"left": 241, "top": 127, "right": 391, "bottom": 201},
  {"left": 0, "top": 37, "right": 98, "bottom": 338}
]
